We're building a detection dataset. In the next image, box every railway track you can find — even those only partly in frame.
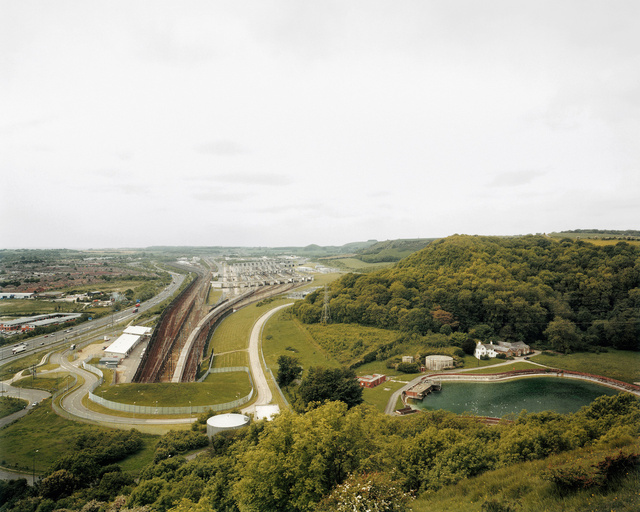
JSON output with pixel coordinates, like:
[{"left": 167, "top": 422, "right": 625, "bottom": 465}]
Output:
[
  {"left": 134, "top": 261, "right": 302, "bottom": 383},
  {"left": 133, "top": 265, "right": 209, "bottom": 383}
]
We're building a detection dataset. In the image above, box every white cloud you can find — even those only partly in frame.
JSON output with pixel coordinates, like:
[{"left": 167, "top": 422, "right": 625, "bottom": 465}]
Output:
[{"left": 1, "top": 1, "right": 638, "bottom": 248}]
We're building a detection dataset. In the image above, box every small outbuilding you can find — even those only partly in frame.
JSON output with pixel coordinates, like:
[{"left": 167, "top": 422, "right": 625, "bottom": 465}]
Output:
[{"left": 358, "top": 374, "right": 387, "bottom": 388}]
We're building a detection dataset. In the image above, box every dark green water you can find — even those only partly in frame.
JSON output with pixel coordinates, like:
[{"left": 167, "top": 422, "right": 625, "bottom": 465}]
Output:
[{"left": 412, "top": 377, "right": 619, "bottom": 417}]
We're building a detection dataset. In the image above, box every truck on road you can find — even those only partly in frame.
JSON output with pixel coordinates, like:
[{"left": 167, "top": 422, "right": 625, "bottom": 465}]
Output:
[{"left": 12, "top": 344, "right": 27, "bottom": 355}]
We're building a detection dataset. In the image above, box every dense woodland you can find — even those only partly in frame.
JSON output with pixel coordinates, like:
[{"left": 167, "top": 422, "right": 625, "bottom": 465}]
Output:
[
  {"left": 293, "top": 235, "right": 640, "bottom": 352},
  {"left": 1, "top": 394, "right": 638, "bottom": 512}
]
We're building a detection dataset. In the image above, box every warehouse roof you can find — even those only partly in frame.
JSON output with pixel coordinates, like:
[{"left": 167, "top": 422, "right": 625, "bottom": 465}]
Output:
[
  {"left": 124, "top": 326, "right": 152, "bottom": 336},
  {"left": 105, "top": 334, "right": 141, "bottom": 355}
]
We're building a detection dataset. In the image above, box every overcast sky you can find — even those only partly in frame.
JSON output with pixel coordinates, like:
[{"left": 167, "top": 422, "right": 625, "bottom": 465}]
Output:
[{"left": 2, "top": 1, "right": 638, "bottom": 249}]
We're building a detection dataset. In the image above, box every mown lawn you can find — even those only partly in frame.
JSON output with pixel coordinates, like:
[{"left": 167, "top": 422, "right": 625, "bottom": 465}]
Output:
[
  {"left": 461, "top": 361, "right": 543, "bottom": 374},
  {"left": 13, "top": 374, "right": 72, "bottom": 394},
  {"left": 96, "top": 372, "right": 252, "bottom": 407},
  {"left": 207, "top": 298, "right": 291, "bottom": 355},
  {"left": 210, "top": 350, "right": 249, "bottom": 369},
  {"left": 360, "top": 380, "right": 406, "bottom": 412},
  {"left": 530, "top": 349, "right": 640, "bottom": 384}
]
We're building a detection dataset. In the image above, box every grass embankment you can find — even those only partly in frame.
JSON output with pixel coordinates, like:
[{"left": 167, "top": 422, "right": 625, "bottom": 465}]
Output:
[
  {"left": 530, "top": 349, "right": 640, "bottom": 384},
  {"left": 13, "top": 374, "right": 73, "bottom": 394},
  {"left": 95, "top": 373, "right": 252, "bottom": 407},
  {"left": 0, "top": 399, "right": 157, "bottom": 475},
  {"left": 207, "top": 297, "right": 292, "bottom": 358},
  {"left": 0, "top": 396, "right": 28, "bottom": 418},
  {"left": 460, "top": 361, "right": 544, "bottom": 374},
  {"left": 262, "top": 309, "right": 342, "bottom": 375},
  {"left": 0, "top": 350, "right": 52, "bottom": 381},
  {"left": 412, "top": 442, "right": 640, "bottom": 512},
  {"left": 360, "top": 380, "right": 407, "bottom": 411}
]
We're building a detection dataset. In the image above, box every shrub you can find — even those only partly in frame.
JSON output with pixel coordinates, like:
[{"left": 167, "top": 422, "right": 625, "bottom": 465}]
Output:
[
  {"left": 396, "top": 362, "right": 420, "bottom": 374},
  {"left": 315, "top": 472, "right": 414, "bottom": 512},
  {"left": 542, "top": 450, "right": 639, "bottom": 494}
]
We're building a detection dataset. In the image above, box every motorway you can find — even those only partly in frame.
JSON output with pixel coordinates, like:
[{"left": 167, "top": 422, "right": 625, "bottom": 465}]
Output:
[
  {"left": 1, "top": 273, "right": 289, "bottom": 431},
  {"left": 0, "top": 272, "right": 185, "bottom": 421},
  {"left": 0, "top": 272, "right": 185, "bottom": 365}
]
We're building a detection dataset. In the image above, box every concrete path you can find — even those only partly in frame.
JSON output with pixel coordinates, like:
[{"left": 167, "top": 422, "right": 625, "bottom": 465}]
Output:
[{"left": 241, "top": 304, "right": 292, "bottom": 415}]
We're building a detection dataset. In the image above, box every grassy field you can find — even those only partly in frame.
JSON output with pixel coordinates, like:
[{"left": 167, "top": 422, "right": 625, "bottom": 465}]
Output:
[
  {"left": 262, "top": 309, "right": 341, "bottom": 377},
  {"left": 548, "top": 231, "right": 640, "bottom": 246},
  {"left": 0, "top": 396, "right": 28, "bottom": 418},
  {"left": 206, "top": 298, "right": 292, "bottom": 356},
  {"left": 0, "top": 299, "right": 85, "bottom": 316},
  {"left": 0, "top": 349, "right": 51, "bottom": 381},
  {"left": 530, "top": 349, "right": 640, "bottom": 384},
  {"left": 13, "top": 374, "right": 72, "bottom": 394},
  {"left": 360, "top": 379, "right": 407, "bottom": 412},
  {"left": 95, "top": 372, "right": 252, "bottom": 407},
  {"left": 210, "top": 350, "right": 249, "bottom": 369},
  {"left": 303, "top": 322, "right": 399, "bottom": 367},
  {"left": 461, "top": 361, "right": 543, "bottom": 374},
  {"left": 0, "top": 399, "right": 158, "bottom": 474},
  {"left": 301, "top": 272, "right": 343, "bottom": 288}
]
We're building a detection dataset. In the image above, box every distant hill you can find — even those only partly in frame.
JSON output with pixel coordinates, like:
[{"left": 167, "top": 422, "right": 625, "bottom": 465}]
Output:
[
  {"left": 549, "top": 229, "right": 640, "bottom": 242},
  {"left": 293, "top": 234, "right": 640, "bottom": 351},
  {"left": 144, "top": 240, "right": 379, "bottom": 258},
  {"left": 354, "top": 238, "right": 436, "bottom": 263}
]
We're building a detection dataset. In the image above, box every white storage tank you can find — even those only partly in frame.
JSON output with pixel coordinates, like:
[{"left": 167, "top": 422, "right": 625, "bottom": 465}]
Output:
[
  {"left": 425, "top": 354, "right": 454, "bottom": 371},
  {"left": 206, "top": 413, "right": 250, "bottom": 438}
]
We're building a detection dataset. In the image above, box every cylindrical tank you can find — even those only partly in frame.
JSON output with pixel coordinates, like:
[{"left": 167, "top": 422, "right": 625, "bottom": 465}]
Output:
[
  {"left": 425, "top": 355, "right": 454, "bottom": 371},
  {"left": 206, "top": 413, "right": 250, "bottom": 438}
]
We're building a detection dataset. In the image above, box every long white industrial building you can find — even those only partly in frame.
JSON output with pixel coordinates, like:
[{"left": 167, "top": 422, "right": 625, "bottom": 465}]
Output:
[{"left": 104, "top": 326, "right": 152, "bottom": 360}]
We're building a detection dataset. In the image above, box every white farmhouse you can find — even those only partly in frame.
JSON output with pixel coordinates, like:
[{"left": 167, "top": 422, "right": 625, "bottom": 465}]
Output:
[{"left": 474, "top": 340, "right": 531, "bottom": 359}]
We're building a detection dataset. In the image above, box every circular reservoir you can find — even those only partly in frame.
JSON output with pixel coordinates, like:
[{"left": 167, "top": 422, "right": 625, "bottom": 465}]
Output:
[
  {"left": 206, "top": 413, "right": 250, "bottom": 438},
  {"left": 413, "top": 377, "right": 619, "bottom": 417}
]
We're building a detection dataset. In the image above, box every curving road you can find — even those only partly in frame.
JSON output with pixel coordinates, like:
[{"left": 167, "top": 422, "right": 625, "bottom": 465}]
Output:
[
  {"left": 241, "top": 304, "right": 292, "bottom": 415},
  {"left": 2, "top": 288, "right": 290, "bottom": 432}
]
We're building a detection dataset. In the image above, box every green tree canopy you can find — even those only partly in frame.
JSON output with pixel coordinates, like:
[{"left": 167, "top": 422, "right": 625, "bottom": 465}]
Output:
[
  {"left": 276, "top": 355, "right": 303, "bottom": 386},
  {"left": 296, "top": 366, "right": 363, "bottom": 411}
]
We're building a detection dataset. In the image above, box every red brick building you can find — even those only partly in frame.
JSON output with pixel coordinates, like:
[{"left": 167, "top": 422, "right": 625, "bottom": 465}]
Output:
[{"left": 358, "top": 374, "right": 387, "bottom": 388}]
